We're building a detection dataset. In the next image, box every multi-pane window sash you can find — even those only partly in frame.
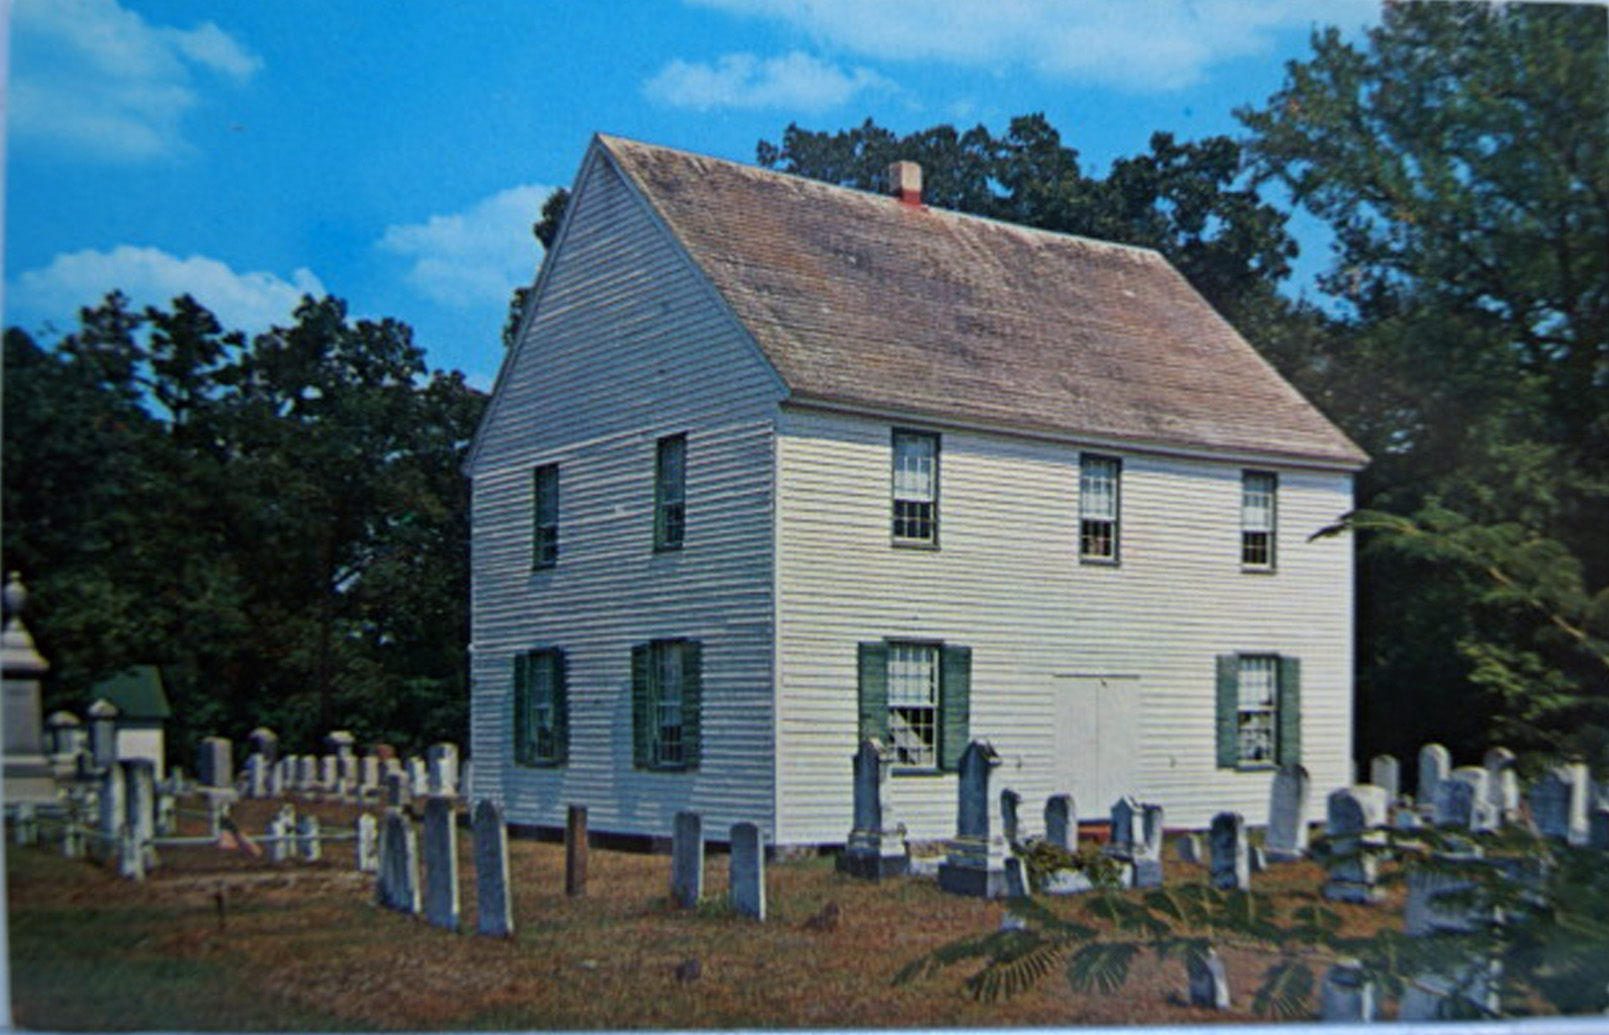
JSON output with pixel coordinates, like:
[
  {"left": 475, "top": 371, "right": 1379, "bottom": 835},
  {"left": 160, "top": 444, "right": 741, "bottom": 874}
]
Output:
[
  {"left": 1237, "top": 655, "right": 1278, "bottom": 764},
  {"left": 1242, "top": 471, "right": 1276, "bottom": 569},
  {"left": 528, "top": 653, "right": 557, "bottom": 760},
  {"left": 887, "top": 643, "right": 939, "bottom": 767},
  {"left": 514, "top": 648, "right": 566, "bottom": 767},
  {"left": 654, "top": 643, "right": 685, "bottom": 766},
  {"left": 655, "top": 435, "right": 686, "bottom": 551},
  {"left": 533, "top": 464, "right": 559, "bottom": 568},
  {"left": 892, "top": 431, "right": 939, "bottom": 544},
  {"left": 1080, "top": 455, "right": 1120, "bottom": 561}
]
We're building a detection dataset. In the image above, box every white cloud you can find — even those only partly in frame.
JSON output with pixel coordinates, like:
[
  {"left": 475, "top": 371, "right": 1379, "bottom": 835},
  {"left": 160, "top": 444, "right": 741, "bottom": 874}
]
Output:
[
  {"left": 689, "top": 0, "right": 1374, "bottom": 92},
  {"left": 9, "top": 247, "right": 324, "bottom": 333},
  {"left": 378, "top": 185, "right": 554, "bottom": 308},
  {"left": 645, "top": 51, "right": 893, "bottom": 111},
  {"left": 10, "top": 0, "right": 262, "bottom": 162}
]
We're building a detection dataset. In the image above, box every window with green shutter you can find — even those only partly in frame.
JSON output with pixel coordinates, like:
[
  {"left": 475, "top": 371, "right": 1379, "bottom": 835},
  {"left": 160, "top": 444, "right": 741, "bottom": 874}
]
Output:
[
  {"left": 1215, "top": 653, "right": 1300, "bottom": 769},
  {"left": 858, "top": 640, "right": 970, "bottom": 773},
  {"left": 513, "top": 648, "right": 568, "bottom": 766},
  {"left": 631, "top": 639, "right": 701, "bottom": 770}
]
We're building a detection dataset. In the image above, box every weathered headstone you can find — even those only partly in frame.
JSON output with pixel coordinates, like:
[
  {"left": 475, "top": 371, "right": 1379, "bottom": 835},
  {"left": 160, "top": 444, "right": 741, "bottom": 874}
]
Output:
[
  {"left": 671, "top": 810, "right": 704, "bottom": 908},
  {"left": 357, "top": 812, "right": 379, "bottom": 872},
  {"left": 473, "top": 799, "right": 514, "bottom": 936},
  {"left": 376, "top": 809, "right": 422, "bottom": 915},
  {"left": 1483, "top": 747, "right": 1520, "bottom": 821},
  {"left": 1529, "top": 763, "right": 1589, "bottom": 844},
  {"left": 1587, "top": 807, "right": 1609, "bottom": 851},
  {"left": 1133, "top": 803, "right": 1165, "bottom": 889},
  {"left": 360, "top": 755, "right": 381, "bottom": 796},
  {"left": 12, "top": 803, "right": 37, "bottom": 846},
  {"left": 422, "top": 797, "right": 460, "bottom": 931},
  {"left": 155, "top": 792, "right": 176, "bottom": 836},
  {"left": 88, "top": 699, "right": 119, "bottom": 770},
  {"left": 1003, "top": 856, "right": 1031, "bottom": 899},
  {"left": 1187, "top": 947, "right": 1231, "bottom": 1009},
  {"left": 1044, "top": 793, "right": 1076, "bottom": 853},
  {"left": 839, "top": 739, "right": 906, "bottom": 879},
  {"left": 1209, "top": 811, "right": 1249, "bottom": 891},
  {"left": 123, "top": 759, "right": 156, "bottom": 868},
  {"left": 1176, "top": 832, "right": 1203, "bottom": 864},
  {"left": 319, "top": 754, "right": 339, "bottom": 792},
  {"left": 268, "top": 808, "right": 294, "bottom": 864},
  {"left": 999, "top": 788, "right": 1022, "bottom": 845},
  {"left": 1437, "top": 767, "right": 1497, "bottom": 831},
  {"left": 325, "top": 730, "right": 355, "bottom": 760},
  {"left": 248, "top": 727, "right": 280, "bottom": 765},
  {"left": 297, "top": 755, "right": 318, "bottom": 793},
  {"left": 385, "top": 768, "right": 410, "bottom": 808},
  {"left": 97, "top": 763, "right": 126, "bottom": 860},
  {"left": 198, "top": 737, "right": 233, "bottom": 789},
  {"left": 1321, "top": 959, "right": 1376, "bottom": 1022},
  {"left": 729, "top": 821, "right": 766, "bottom": 920},
  {"left": 427, "top": 742, "right": 459, "bottom": 797},
  {"left": 44, "top": 710, "right": 83, "bottom": 764},
  {"left": 243, "top": 754, "right": 267, "bottom": 798},
  {"left": 2, "top": 574, "right": 57, "bottom": 803},
  {"left": 1265, "top": 763, "right": 1311, "bottom": 861},
  {"left": 297, "top": 813, "right": 322, "bottom": 862},
  {"left": 407, "top": 757, "right": 428, "bottom": 797},
  {"left": 1369, "top": 754, "right": 1400, "bottom": 800},
  {"left": 1401, "top": 860, "right": 1500, "bottom": 1020},
  {"left": 566, "top": 805, "right": 588, "bottom": 896},
  {"left": 1322, "top": 785, "right": 1389, "bottom": 904},
  {"left": 1417, "top": 743, "right": 1451, "bottom": 810},
  {"left": 1248, "top": 844, "right": 1268, "bottom": 873},
  {"left": 938, "top": 741, "right": 1007, "bottom": 898},
  {"left": 1109, "top": 797, "right": 1139, "bottom": 858}
]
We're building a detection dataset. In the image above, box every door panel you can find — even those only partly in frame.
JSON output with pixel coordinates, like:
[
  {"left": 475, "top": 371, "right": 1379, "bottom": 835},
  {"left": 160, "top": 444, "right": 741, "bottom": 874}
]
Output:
[{"left": 1054, "top": 675, "right": 1140, "bottom": 816}]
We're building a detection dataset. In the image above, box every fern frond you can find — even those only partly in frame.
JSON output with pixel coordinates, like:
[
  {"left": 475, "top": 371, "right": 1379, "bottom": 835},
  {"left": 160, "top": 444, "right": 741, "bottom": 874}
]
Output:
[
  {"left": 1252, "top": 960, "right": 1314, "bottom": 1020},
  {"left": 892, "top": 931, "right": 1006, "bottom": 985},
  {"left": 1065, "top": 941, "right": 1138, "bottom": 995},
  {"left": 964, "top": 932, "right": 1070, "bottom": 1002}
]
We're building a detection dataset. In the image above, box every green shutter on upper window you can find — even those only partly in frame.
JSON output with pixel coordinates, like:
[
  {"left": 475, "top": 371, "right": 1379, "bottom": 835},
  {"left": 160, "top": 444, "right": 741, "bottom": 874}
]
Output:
[
  {"left": 551, "top": 649, "right": 570, "bottom": 765},
  {"left": 1277, "top": 656, "right": 1301, "bottom": 766},
  {"left": 939, "top": 644, "right": 972, "bottom": 773},
  {"left": 681, "top": 641, "right": 703, "bottom": 769},
  {"left": 631, "top": 644, "right": 651, "bottom": 769},
  {"left": 513, "top": 652, "right": 533, "bottom": 766},
  {"left": 857, "top": 642, "right": 889, "bottom": 743},
  {"left": 1216, "top": 655, "right": 1239, "bottom": 768}
]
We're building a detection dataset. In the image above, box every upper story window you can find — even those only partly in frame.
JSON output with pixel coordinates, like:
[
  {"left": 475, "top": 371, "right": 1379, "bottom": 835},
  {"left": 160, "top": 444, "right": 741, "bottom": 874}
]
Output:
[
  {"left": 1241, "top": 471, "right": 1277, "bottom": 570},
  {"left": 654, "top": 434, "right": 686, "bottom": 551},
  {"left": 891, "top": 430, "right": 939, "bottom": 545},
  {"left": 1079, "top": 454, "right": 1121, "bottom": 562},
  {"left": 532, "top": 464, "right": 559, "bottom": 569}
]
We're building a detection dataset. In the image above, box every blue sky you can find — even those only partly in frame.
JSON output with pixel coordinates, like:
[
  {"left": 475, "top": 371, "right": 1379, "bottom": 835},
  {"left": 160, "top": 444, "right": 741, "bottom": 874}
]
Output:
[{"left": 4, "top": 0, "right": 1380, "bottom": 389}]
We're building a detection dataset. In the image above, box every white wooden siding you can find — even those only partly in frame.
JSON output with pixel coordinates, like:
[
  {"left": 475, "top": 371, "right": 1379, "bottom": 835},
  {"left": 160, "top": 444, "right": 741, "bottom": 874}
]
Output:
[
  {"left": 774, "top": 405, "right": 1355, "bottom": 843},
  {"left": 469, "top": 151, "right": 784, "bottom": 840}
]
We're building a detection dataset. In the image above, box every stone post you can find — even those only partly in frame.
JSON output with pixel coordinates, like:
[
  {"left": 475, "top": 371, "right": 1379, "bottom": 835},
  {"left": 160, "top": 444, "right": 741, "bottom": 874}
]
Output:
[
  {"left": 297, "top": 813, "right": 322, "bottom": 862},
  {"left": 423, "top": 796, "right": 460, "bottom": 931},
  {"left": 427, "top": 742, "right": 460, "bottom": 797},
  {"left": 670, "top": 810, "right": 704, "bottom": 908},
  {"left": 123, "top": 759, "right": 156, "bottom": 869},
  {"left": 376, "top": 809, "right": 422, "bottom": 915},
  {"left": 1209, "top": 811, "right": 1249, "bottom": 891},
  {"left": 1264, "top": 762, "right": 1311, "bottom": 861},
  {"left": 2, "top": 574, "right": 58, "bottom": 804},
  {"left": 938, "top": 741, "right": 1007, "bottom": 898},
  {"left": 474, "top": 800, "right": 514, "bottom": 937},
  {"left": 729, "top": 821, "right": 766, "bottom": 920},
  {"left": 565, "top": 805, "right": 588, "bottom": 896},
  {"left": 89, "top": 699, "right": 120, "bottom": 771}
]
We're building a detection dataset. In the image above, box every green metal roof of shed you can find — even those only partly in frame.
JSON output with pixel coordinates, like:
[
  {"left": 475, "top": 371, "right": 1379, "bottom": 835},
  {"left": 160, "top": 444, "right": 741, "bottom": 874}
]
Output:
[{"left": 91, "top": 665, "right": 172, "bottom": 721}]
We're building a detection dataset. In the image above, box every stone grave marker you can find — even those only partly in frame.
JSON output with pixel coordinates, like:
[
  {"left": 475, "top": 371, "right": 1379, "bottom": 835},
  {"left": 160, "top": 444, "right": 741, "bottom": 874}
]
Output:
[
  {"left": 423, "top": 797, "right": 460, "bottom": 931},
  {"left": 297, "top": 813, "right": 321, "bottom": 862},
  {"left": 198, "top": 737, "right": 233, "bottom": 789},
  {"left": 1044, "top": 793, "right": 1076, "bottom": 853},
  {"left": 376, "top": 809, "right": 422, "bottom": 915},
  {"left": 1003, "top": 856, "right": 1031, "bottom": 899},
  {"left": 357, "top": 812, "right": 379, "bottom": 872},
  {"left": 385, "top": 768, "right": 410, "bottom": 808},
  {"left": 1400, "top": 859, "right": 1500, "bottom": 1020},
  {"left": 320, "top": 755, "right": 339, "bottom": 792},
  {"left": 671, "top": 810, "right": 704, "bottom": 908},
  {"left": 839, "top": 739, "right": 906, "bottom": 879},
  {"left": 1108, "top": 797, "right": 1139, "bottom": 859},
  {"left": 937, "top": 741, "right": 1007, "bottom": 898},
  {"left": 1265, "top": 763, "right": 1311, "bottom": 861},
  {"left": 1133, "top": 804, "right": 1165, "bottom": 888},
  {"left": 408, "top": 757, "right": 428, "bottom": 797},
  {"left": 1418, "top": 743, "right": 1452, "bottom": 813},
  {"left": 1176, "top": 832, "right": 1202, "bottom": 864},
  {"left": 428, "top": 742, "right": 459, "bottom": 797},
  {"left": 1321, "top": 959, "right": 1376, "bottom": 1022},
  {"left": 243, "top": 754, "right": 267, "bottom": 798},
  {"left": 123, "top": 760, "right": 157, "bottom": 868},
  {"left": 88, "top": 699, "right": 119, "bottom": 770},
  {"left": 999, "top": 788, "right": 1022, "bottom": 845},
  {"left": 1369, "top": 754, "right": 1400, "bottom": 800},
  {"left": 1438, "top": 767, "right": 1497, "bottom": 831},
  {"left": 1529, "top": 763, "right": 1589, "bottom": 844},
  {"left": 97, "top": 763, "right": 125, "bottom": 860},
  {"left": 729, "top": 821, "right": 766, "bottom": 920},
  {"left": 248, "top": 727, "right": 280, "bottom": 765},
  {"left": 268, "top": 808, "right": 294, "bottom": 864},
  {"left": 1483, "top": 747, "right": 1520, "bottom": 821},
  {"left": 1209, "top": 812, "right": 1249, "bottom": 891},
  {"left": 474, "top": 799, "right": 514, "bottom": 937},
  {"left": 1187, "top": 948, "right": 1230, "bottom": 1009},
  {"left": 1322, "top": 785, "right": 1389, "bottom": 904}
]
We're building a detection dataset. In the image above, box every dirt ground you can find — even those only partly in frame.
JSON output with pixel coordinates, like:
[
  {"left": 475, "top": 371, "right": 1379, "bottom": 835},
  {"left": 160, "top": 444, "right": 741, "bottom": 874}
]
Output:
[{"left": 8, "top": 796, "right": 1413, "bottom": 1030}]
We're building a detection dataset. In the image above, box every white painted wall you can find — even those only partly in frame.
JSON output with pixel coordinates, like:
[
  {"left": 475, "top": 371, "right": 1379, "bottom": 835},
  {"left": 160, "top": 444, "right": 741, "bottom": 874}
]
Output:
[
  {"left": 469, "top": 149, "right": 785, "bottom": 841},
  {"left": 116, "top": 727, "right": 165, "bottom": 781},
  {"left": 773, "top": 405, "right": 1355, "bottom": 844}
]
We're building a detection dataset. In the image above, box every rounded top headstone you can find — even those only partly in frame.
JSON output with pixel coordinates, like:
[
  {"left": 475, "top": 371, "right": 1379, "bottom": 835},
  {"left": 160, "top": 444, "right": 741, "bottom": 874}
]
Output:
[
  {"left": 46, "top": 710, "right": 81, "bottom": 727},
  {"left": 88, "top": 698, "right": 120, "bottom": 719}
]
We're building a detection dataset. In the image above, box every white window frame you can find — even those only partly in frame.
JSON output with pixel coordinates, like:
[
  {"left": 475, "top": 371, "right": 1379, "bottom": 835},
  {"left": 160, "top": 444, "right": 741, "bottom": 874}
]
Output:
[
  {"left": 1241, "top": 471, "right": 1276, "bottom": 570},
  {"left": 1236, "top": 655, "right": 1279, "bottom": 765},
  {"left": 1080, "top": 454, "right": 1121, "bottom": 563},
  {"left": 886, "top": 642, "right": 940, "bottom": 768},
  {"left": 891, "top": 430, "right": 939, "bottom": 545}
]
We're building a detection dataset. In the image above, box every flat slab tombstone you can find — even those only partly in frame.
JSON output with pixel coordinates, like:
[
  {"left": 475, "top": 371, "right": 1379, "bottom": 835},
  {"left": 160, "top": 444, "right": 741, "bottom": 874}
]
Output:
[
  {"left": 1108, "top": 797, "right": 1139, "bottom": 860},
  {"left": 1322, "top": 785, "right": 1389, "bottom": 904},
  {"left": 1133, "top": 804, "right": 1165, "bottom": 889},
  {"left": 423, "top": 797, "right": 460, "bottom": 931},
  {"left": 1369, "top": 754, "right": 1400, "bottom": 800},
  {"left": 670, "top": 810, "right": 704, "bottom": 908},
  {"left": 1187, "top": 947, "right": 1231, "bottom": 1009},
  {"left": 198, "top": 737, "right": 233, "bottom": 789},
  {"left": 473, "top": 799, "right": 514, "bottom": 937},
  {"left": 427, "top": 742, "right": 459, "bottom": 797},
  {"left": 376, "top": 808, "right": 422, "bottom": 915},
  {"left": 1529, "top": 763, "right": 1589, "bottom": 844},
  {"left": 1209, "top": 811, "right": 1249, "bottom": 891},
  {"left": 1264, "top": 763, "right": 1311, "bottom": 861},
  {"left": 1417, "top": 743, "right": 1452, "bottom": 813},
  {"left": 1438, "top": 767, "right": 1497, "bottom": 832},
  {"left": 356, "top": 812, "right": 378, "bottom": 873},
  {"left": 938, "top": 741, "right": 1007, "bottom": 898},
  {"left": 1321, "top": 959, "right": 1376, "bottom": 1022},
  {"left": 729, "top": 822, "right": 766, "bottom": 921},
  {"left": 999, "top": 788, "right": 1022, "bottom": 845},
  {"left": 839, "top": 739, "right": 906, "bottom": 879},
  {"left": 1483, "top": 747, "right": 1520, "bottom": 821},
  {"left": 1044, "top": 794, "right": 1077, "bottom": 853}
]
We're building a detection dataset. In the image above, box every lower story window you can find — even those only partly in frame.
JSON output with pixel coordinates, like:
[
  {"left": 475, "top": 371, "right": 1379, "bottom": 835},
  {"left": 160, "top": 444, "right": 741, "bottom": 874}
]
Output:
[
  {"left": 887, "top": 643, "right": 940, "bottom": 767},
  {"left": 1216, "top": 653, "right": 1300, "bottom": 769},
  {"left": 514, "top": 648, "right": 567, "bottom": 766},
  {"left": 857, "top": 639, "right": 972, "bottom": 772},
  {"left": 1236, "top": 655, "right": 1278, "bottom": 764},
  {"left": 632, "top": 639, "right": 702, "bottom": 770}
]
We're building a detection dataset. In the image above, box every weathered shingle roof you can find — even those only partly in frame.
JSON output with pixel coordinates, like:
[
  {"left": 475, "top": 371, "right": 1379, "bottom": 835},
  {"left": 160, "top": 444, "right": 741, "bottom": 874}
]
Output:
[{"left": 598, "top": 134, "right": 1366, "bottom": 469}]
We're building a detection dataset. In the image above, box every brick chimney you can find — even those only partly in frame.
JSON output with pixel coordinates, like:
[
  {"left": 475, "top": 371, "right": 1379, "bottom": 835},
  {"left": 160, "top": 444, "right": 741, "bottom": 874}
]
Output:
[{"left": 887, "top": 161, "right": 923, "bottom": 207}]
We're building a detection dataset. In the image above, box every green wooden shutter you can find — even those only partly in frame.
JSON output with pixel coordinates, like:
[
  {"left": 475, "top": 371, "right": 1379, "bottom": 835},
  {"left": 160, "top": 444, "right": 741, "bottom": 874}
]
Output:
[
  {"left": 939, "top": 644, "right": 972, "bottom": 773},
  {"left": 631, "top": 644, "right": 652, "bottom": 769},
  {"left": 1277, "top": 656, "right": 1302, "bottom": 766},
  {"left": 552, "top": 649, "right": 570, "bottom": 765},
  {"left": 681, "top": 641, "right": 703, "bottom": 769},
  {"left": 1216, "top": 655, "right": 1239, "bottom": 768},
  {"left": 513, "top": 652, "right": 532, "bottom": 766},
  {"left": 857, "top": 643, "right": 889, "bottom": 743}
]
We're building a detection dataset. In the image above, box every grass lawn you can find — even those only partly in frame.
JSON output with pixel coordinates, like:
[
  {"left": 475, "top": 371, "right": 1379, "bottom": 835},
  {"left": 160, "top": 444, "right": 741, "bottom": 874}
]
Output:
[{"left": 9, "top": 798, "right": 1411, "bottom": 1030}]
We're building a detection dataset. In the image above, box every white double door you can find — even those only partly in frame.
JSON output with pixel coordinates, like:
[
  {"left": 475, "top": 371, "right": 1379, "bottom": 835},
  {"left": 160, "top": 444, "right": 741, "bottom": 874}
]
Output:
[{"left": 1053, "top": 674, "right": 1140, "bottom": 816}]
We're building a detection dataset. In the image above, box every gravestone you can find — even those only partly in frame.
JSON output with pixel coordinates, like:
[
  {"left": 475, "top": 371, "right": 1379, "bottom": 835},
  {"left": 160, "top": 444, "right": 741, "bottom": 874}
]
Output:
[
  {"left": 268, "top": 809, "right": 294, "bottom": 864},
  {"left": 97, "top": 763, "right": 126, "bottom": 860},
  {"left": 474, "top": 799, "right": 514, "bottom": 936},
  {"left": 1133, "top": 804, "right": 1165, "bottom": 889},
  {"left": 89, "top": 699, "right": 120, "bottom": 770},
  {"left": 839, "top": 739, "right": 906, "bottom": 879},
  {"left": 1417, "top": 743, "right": 1451, "bottom": 810},
  {"left": 1109, "top": 797, "right": 1139, "bottom": 859},
  {"left": 1321, "top": 959, "right": 1376, "bottom": 1022},
  {"left": 1003, "top": 856, "right": 1032, "bottom": 899},
  {"left": 320, "top": 754, "right": 339, "bottom": 792},
  {"left": 1176, "top": 832, "right": 1202, "bottom": 864},
  {"left": 1187, "top": 947, "right": 1231, "bottom": 1009},
  {"left": 12, "top": 803, "right": 37, "bottom": 846},
  {"left": 427, "top": 742, "right": 459, "bottom": 797},
  {"left": 1369, "top": 754, "right": 1400, "bottom": 800},
  {"left": 671, "top": 810, "right": 704, "bottom": 908},
  {"left": 1587, "top": 807, "right": 1609, "bottom": 851},
  {"left": 938, "top": 741, "right": 1008, "bottom": 898},
  {"left": 117, "top": 825, "right": 146, "bottom": 880},
  {"left": 123, "top": 760, "right": 157, "bottom": 868},
  {"left": 198, "top": 737, "right": 233, "bottom": 789},
  {"left": 155, "top": 792, "right": 175, "bottom": 836},
  {"left": 2, "top": 574, "right": 57, "bottom": 804},
  {"left": 385, "top": 768, "right": 410, "bottom": 808},
  {"left": 1483, "top": 747, "right": 1520, "bottom": 821},
  {"left": 243, "top": 754, "right": 267, "bottom": 798},
  {"left": 1437, "top": 767, "right": 1497, "bottom": 831},
  {"left": 1401, "top": 860, "right": 1500, "bottom": 1020},
  {"left": 408, "top": 757, "right": 428, "bottom": 797},
  {"left": 729, "top": 822, "right": 766, "bottom": 920},
  {"left": 326, "top": 730, "right": 355, "bottom": 761},
  {"left": 376, "top": 809, "right": 422, "bottom": 915},
  {"left": 1322, "top": 785, "right": 1389, "bottom": 904},
  {"left": 423, "top": 797, "right": 460, "bottom": 931},
  {"left": 999, "top": 788, "right": 1022, "bottom": 845},
  {"left": 1264, "top": 763, "right": 1311, "bottom": 861},
  {"left": 44, "top": 710, "right": 83, "bottom": 776},
  {"left": 361, "top": 755, "right": 381, "bottom": 796},
  {"left": 1209, "top": 812, "right": 1249, "bottom": 891},
  {"left": 248, "top": 727, "right": 280, "bottom": 765},
  {"left": 1248, "top": 844, "right": 1268, "bottom": 873},
  {"left": 1044, "top": 794, "right": 1076, "bottom": 853},
  {"left": 297, "top": 755, "right": 318, "bottom": 793},
  {"left": 297, "top": 813, "right": 321, "bottom": 862},
  {"left": 1529, "top": 763, "right": 1589, "bottom": 844},
  {"left": 267, "top": 755, "right": 286, "bottom": 797},
  {"left": 357, "top": 812, "right": 379, "bottom": 872},
  {"left": 566, "top": 805, "right": 588, "bottom": 896}
]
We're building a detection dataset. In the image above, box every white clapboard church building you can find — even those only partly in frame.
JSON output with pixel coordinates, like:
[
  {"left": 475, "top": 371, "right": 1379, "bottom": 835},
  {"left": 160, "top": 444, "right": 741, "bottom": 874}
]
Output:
[{"left": 467, "top": 134, "right": 1368, "bottom": 847}]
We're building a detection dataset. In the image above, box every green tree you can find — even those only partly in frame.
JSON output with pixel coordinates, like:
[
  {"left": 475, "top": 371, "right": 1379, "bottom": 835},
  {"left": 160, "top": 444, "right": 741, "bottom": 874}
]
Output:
[{"left": 503, "top": 186, "right": 571, "bottom": 349}]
